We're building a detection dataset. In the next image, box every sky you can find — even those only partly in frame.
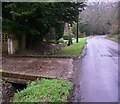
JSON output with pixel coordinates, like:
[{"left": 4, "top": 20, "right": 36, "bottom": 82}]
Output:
[
  {"left": 1, "top": 0, "right": 119, "bottom": 2},
  {"left": 87, "top": 0, "right": 119, "bottom": 2}
]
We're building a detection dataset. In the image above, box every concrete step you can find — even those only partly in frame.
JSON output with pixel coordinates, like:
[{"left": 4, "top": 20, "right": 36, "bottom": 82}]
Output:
[{"left": 1, "top": 70, "right": 58, "bottom": 84}]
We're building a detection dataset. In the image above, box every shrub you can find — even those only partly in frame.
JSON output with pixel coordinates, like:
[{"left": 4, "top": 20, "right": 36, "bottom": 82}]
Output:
[
  {"left": 57, "top": 38, "right": 64, "bottom": 43},
  {"left": 49, "top": 44, "right": 62, "bottom": 54},
  {"left": 50, "top": 40, "right": 57, "bottom": 44},
  {"left": 116, "top": 29, "right": 120, "bottom": 34},
  {"left": 12, "top": 78, "right": 73, "bottom": 102},
  {"left": 63, "top": 35, "right": 69, "bottom": 40}
]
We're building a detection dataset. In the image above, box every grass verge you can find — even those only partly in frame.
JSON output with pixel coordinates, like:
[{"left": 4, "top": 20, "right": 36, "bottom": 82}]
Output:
[
  {"left": 12, "top": 78, "right": 73, "bottom": 103},
  {"left": 106, "top": 34, "right": 120, "bottom": 43},
  {"left": 60, "top": 38, "right": 87, "bottom": 55}
]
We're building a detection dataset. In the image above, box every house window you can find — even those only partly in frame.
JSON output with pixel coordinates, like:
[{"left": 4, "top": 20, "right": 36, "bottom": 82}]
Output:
[{"left": 1, "top": 33, "right": 8, "bottom": 43}]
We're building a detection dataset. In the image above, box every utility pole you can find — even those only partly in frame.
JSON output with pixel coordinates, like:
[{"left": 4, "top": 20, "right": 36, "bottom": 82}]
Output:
[
  {"left": 76, "top": 3, "right": 79, "bottom": 43},
  {"left": 76, "top": 18, "right": 79, "bottom": 43}
]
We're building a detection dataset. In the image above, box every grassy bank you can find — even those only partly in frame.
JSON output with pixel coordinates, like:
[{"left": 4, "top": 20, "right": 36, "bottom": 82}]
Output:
[
  {"left": 106, "top": 34, "right": 120, "bottom": 43},
  {"left": 12, "top": 78, "right": 73, "bottom": 103},
  {"left": 60, "top": 38, "right": 87, "bottom": 55}
]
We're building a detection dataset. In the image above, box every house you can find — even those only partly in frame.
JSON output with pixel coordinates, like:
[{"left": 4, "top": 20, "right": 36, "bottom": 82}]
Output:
[{"left": 1, "top": 32, "right": 18, "bottom": 55}]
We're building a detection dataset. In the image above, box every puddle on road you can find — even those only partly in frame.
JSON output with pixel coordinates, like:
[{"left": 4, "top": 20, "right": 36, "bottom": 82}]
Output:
[
  {"left": 101, "top": 54, "right": 118, "bottom": 57},
  {"left": 108, "top": 48, "right": 120, "bottom": 56}
]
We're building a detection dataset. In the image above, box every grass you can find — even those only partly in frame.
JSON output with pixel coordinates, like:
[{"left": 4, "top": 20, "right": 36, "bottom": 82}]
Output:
[
  {"left": 12, "top": 78, "right": 73, "bottom": 103},
  {"left": 60, "top": 38, "right": 87, "bottom": 55}
]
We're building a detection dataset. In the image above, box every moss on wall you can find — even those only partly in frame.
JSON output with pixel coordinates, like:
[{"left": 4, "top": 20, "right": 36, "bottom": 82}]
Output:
[
  {"left": 13, "top": 39, "right": 18, "bottom": 53},
  {"left": 2, "top": 42, "right": 8, "bottom": 55}
]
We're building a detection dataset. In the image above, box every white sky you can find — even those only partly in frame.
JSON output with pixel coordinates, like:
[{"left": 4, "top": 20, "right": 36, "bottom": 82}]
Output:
[{"left": 87, "top": 0, "right": 119, "bottom": 2}]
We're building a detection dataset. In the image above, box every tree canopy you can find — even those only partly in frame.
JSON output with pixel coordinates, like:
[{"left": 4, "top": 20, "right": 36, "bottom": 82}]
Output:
[
  {"left": 79, "top": 2, "right": 118, "bottom": 35},
  {"left": 2, "top": 2, "right": 86, "bottom": 51},
  {"left": 3, "top": 2, "right": 86, "bottom": 36}
]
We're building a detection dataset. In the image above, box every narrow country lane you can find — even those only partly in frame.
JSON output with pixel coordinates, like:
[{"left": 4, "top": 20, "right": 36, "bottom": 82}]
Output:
[{"left": 79, "top": 36, "right": 119, "bottom": 102}]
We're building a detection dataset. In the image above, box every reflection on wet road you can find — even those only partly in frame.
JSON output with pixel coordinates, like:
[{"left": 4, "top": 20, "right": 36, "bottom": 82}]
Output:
[{"left": 80, "top": 36, "right": 119, "bottom": 102}]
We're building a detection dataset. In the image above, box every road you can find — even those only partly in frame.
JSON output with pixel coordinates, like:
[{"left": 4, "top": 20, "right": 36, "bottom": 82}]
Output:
[{"left": 79, "top": 36, "right": 119, "bottom": 102}]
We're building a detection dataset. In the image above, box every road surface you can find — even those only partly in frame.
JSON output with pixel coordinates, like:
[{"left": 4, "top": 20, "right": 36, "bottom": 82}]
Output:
[{"left": 79, "top": 36, "right": 119, "bottom": 102}]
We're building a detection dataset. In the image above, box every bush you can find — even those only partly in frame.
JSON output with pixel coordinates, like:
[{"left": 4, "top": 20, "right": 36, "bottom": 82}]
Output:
[
  {"left": 12, "top": 78, "right": 73, "bottom": 102},
  {"left": 63, "top": 35, "right": 69, "bottom": 40},
  {"left": 50, "top": 39, "right": 64, "bottom": 44},
  {"left": 112, "top": 29, "right": 120, "bottom": 35},
  {"left": 45, "top": 34, "right": 56, "bottom": 40},
  {"left": 57, "top": 38, "right": 64, "bottom": 43},
  {"left": 50, "top": 40, "right": 57, "bottom": 44},
  {"left": 116, "top": 29, "right": 120, "bottom": 34},
  {"left": 49, "top": 44, "right": 62, "bottom": 55}
]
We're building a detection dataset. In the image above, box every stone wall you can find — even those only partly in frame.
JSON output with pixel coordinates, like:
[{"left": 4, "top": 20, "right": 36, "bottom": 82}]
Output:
[
  {"left": 13, "top": 39, "right": 18, "bottom": 53},
  {"left": 1, "top": 33, "right": 18, "bottom": 55},
  {"left": 1, "top": 33, "right": 8, "bottom": 55}
]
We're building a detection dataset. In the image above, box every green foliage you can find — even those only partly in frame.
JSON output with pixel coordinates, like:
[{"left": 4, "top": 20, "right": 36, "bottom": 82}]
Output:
[
  {"left": 79, "top": 20, "right": 89, "bottom": 34},
  {"left": 72, "top": 20, "right": 90, "bottom": 36},
  {"left": 12, "top": 78, "right": 73, "bottom": 103},
  {"left": 113, "top": 29, "right": 120, "bottom": 34},
  {"left": 118, "top": 29, "right": 120, "bottom": 34},
  {"left": 106, "top": 34, "right": 120, "bottom": 43},
  {"left": 0, "top": 79, "right": 3, "bottom": 85},
  {"left": 50, "top": 40, "right": 58, "bottom": 44},
  {"left": 54, "top": 23, "right": 65, "bottom": 40},
  {"left": 63, "top": 34, "right": 69, "bottom": 40},
  {"left": 50, "top": 38, "right": 65, "bottom": 44},
  {"left": 60, "top": 38, "right": 87, "bottom": 55},
  {"left": 57, "top": 38, "right": 64, "bottom": 43},
  {"left": 45, "top": 34, "right": 56, "bottom": 42},
  {"left": 3, "top": 2, "right": 86, "bottom": 36},
  {"left": 2, "top": 2, "right": 86, "bottom": 51}
]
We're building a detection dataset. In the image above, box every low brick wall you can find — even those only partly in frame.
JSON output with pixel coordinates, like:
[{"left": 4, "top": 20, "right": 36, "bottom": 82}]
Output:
[
  {"left": 8, "top": 54, "right": 80, "bottom": 59},
  {"left": 1, "top": 71, "right": 56, "bottom": 84}
]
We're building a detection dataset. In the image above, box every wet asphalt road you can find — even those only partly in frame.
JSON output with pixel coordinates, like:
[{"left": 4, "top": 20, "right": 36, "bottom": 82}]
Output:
[{"left": 80, "top": 36, "right": 119, "bottom": 102}]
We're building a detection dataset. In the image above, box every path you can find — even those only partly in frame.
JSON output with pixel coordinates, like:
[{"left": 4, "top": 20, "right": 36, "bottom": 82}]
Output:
[{"left": 79, "top": 36, "right": 119, "bottom": 102}]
